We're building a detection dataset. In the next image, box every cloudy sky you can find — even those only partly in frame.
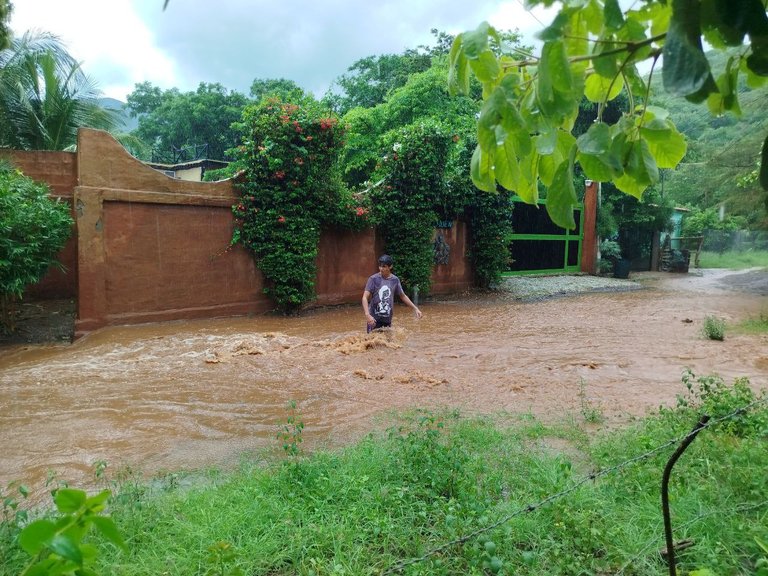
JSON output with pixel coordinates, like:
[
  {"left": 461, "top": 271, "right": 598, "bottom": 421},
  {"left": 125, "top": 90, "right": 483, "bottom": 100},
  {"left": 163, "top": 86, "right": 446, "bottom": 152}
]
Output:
[{"left": 9, "top": 0, "right": 555, "bottom": 102}]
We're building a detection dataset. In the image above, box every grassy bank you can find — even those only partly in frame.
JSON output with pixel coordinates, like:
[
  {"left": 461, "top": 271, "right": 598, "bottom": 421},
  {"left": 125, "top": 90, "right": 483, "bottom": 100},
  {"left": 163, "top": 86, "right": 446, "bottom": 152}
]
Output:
[
  {"left": 2, "top": 373, "right": 767, "bottom": 576},
  {"left": 698, "top": 250, "right": 768, "bottom": 269}
]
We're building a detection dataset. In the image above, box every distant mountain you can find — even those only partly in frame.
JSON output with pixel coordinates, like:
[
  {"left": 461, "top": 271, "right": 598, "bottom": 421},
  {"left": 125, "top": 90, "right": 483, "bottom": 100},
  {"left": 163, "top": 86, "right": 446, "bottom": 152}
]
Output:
[{"left": 98, "top": 97, "right": 139, "bottom": 132}]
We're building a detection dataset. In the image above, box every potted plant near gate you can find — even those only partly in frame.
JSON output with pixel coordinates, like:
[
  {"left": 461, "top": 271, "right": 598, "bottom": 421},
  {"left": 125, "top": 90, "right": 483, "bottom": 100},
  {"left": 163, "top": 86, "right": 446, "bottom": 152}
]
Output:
[{"left": 598, "top": 239, "right": 629, "bottom": 278}]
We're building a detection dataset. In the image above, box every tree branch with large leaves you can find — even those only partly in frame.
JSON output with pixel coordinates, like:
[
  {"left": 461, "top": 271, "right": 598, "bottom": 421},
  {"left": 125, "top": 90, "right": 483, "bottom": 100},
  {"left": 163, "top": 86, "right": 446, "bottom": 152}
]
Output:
[{"left": 449, "top": 0, "right": 768, "bottom": 229}]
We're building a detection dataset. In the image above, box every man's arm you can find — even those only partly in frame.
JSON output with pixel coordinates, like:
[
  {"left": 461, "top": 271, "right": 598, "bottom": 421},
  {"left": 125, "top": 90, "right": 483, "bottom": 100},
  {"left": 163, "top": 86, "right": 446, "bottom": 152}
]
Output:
[
  {"left": 398, "top": 292, "right": 423, "bottom": 319},
  {"left": 362, "top": 290, "right": 375, "bottom": 327}
]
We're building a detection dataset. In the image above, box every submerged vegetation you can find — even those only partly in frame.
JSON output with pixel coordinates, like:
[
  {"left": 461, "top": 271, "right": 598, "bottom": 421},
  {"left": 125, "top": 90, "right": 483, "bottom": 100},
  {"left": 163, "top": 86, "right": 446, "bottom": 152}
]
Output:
[{"left": 1, "top": 373, "right": 766, "bottom": 575}]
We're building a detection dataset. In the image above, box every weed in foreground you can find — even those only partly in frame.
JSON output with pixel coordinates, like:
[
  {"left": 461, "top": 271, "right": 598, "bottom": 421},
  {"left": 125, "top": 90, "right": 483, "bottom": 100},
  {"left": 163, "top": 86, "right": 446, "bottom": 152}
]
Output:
[
  {"left": 277, "top": 399, "right": 304, "bottom": 458},
  {"left": 578, "top": 378, "right": 605, "bottom": 424},
  {"left": 702, "top": 315, "right": 726, "bottom": 340}
]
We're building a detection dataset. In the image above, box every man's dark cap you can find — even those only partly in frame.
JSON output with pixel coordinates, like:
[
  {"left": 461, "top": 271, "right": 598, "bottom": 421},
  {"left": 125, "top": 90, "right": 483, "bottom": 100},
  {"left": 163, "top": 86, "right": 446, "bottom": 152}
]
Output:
[{"left": 378, "top": 254, "right": 393, "bottom": 265}]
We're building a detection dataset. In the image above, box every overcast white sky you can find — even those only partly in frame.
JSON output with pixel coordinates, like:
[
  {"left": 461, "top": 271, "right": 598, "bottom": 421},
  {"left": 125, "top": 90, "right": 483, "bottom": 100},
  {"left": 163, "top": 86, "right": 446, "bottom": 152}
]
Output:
[{"left": 9, "top": 0, "right": 555, "bottom": 102}]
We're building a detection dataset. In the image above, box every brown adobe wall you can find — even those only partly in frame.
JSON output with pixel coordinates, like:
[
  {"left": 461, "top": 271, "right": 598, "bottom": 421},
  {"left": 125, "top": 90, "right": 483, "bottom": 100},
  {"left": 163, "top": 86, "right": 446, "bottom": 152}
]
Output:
[
  {"left": 0, "top": 149, "right": 78, "bottom": 299},
  {"left": 71, "top": 129, "right": 472, "bottom": 336},
  {"left": 430, "top": 222, "right": 471, "bottom": 294},
  {"left": 73, "top": 129, "right": 267, "bottom": 336},
  {"left": 8, "top": 129, "right": 605, "bottom": 337}
]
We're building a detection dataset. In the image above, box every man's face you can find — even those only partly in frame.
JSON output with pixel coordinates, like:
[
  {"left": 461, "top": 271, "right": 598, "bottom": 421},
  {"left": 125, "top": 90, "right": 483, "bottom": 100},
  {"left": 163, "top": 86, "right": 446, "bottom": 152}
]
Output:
[{"left": 378, "top": 263, "right": 392, "bottom": 278}]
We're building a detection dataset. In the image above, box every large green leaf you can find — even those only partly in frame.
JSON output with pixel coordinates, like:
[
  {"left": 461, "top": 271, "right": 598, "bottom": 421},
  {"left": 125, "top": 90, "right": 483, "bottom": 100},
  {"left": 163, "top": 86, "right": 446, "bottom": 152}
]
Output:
[
  {"left": 662, "top": 7, "right": 718, "bottom": 99},
  {"left": 640, "top": 122, "right": 687, "bottom": 168},
  {"left": 50, "top": 534, "right": 83, "bottom": 564},
  {"left": 469, "top": 50, "right": 501, "bottom": 84},
  {"left": 578, "top": 152, "right": 622, "bottom": 181},
  {"left": 19, "top": 519, "right": 57, "bottom": 554},
  {"left": 54, "top": 488, "right": 86, "bottom": 513},
  {"left": 604, "top": 0, "right": 626, "bottom": 30},
  {"left": 477, "top": 95, "right": 502, "bottom": 153},
  {"left": 614, "top": 139, "right": 658, "bottom": 197},
  {"left": 546, "top": 157, "right": 578, "bottom": 229},
  {"left": 538, "top": 9, "right": 575, "bottom": 41},
  {"left": 91, "top": 516, "right": 128, "bottom": 550},
  {"left": 470, "top": 145, "right": 496, "bottom": 192},
  {"left": 535, "top": 127, "right": 558, "bottom": 155},
  {"left": 513, "top": 151, "right": 540, "bottom": 205},
  {"left": 712, "top": 0, "right": 768, "bottom": 40},
  {"left": 448, "top": 39, "right": 470, "bottom": 95},
  {"left": 495, "top": 138, "right": 521, "bottom": 191},
  {"left": 584, "top": 73, "right": 625, "bottom": 103},
  {"left": 580, "top": 0, "right": 605, "bottom": 35},
  {"left": 463, "top": 22, "right": 492, "bottom": 59},
  {"left": 592, "top": 41, "right": 620, "bottom": 79},
  {"left": 707, "top": 57, "right": 742, "bottom": 115},
  {"left": 577, "top": 122, "right": 611, "bottom": 155},
  {"left": 701, "top": 0, "right": 746, "bottom": 46},
  {"left": 539, "top": 130, "right": 575, "bottom": 186}
]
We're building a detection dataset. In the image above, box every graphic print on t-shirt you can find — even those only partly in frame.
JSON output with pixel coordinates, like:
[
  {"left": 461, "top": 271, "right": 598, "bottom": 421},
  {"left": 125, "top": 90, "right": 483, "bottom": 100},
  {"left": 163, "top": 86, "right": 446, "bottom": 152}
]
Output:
[{"left": 375, "top": 285, "right": 392, "bottom": 319}]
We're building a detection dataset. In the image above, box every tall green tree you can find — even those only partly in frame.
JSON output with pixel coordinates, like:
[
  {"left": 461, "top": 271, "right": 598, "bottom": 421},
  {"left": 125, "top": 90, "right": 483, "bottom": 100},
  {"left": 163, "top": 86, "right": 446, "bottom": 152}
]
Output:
[
  {"left": 0, "top": 31, "right": 118, "bottom": 150},
  {"left": 340, "top": 63, "right": 479, "bottom": 188},
  {"left": 0, "top": 0, "right": 12, "bottom": 51},
  {"left": 326, "top": 51, "right": 433, "bottom": 115},
  {"left": 126, "top": 81, "right": 248, "bottom": 161},
  {"left": 249, "top": 77, "right": 311, "bottom": 104},
  {"left": 450, "top": 0, "right": 768, "bottom": 229}
]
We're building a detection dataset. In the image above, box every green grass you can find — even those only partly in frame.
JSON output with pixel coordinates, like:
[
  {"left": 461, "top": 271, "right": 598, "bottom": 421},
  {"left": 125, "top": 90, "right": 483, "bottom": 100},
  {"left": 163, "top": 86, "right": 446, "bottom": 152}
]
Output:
[
  {"left": 2, "top": 376, "right": 767, "bottom": 576},
  {"left": 698, "top": 249, "right": 768, "bottom": 269},
  {"left": 737, "top": 311, "right": 768, "bottom": 335}
]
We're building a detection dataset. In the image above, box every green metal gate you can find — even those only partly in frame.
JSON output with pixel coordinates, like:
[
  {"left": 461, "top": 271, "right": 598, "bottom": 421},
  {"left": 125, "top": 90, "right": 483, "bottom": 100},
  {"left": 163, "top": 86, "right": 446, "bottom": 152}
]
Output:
[{"left": 505, "top": 197, "right": 584, "bottom": 276}]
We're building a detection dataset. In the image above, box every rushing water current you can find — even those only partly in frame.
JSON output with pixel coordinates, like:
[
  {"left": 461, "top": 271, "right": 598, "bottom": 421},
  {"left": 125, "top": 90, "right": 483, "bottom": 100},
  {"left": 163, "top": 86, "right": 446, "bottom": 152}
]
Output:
[{"left": 2, "top": 271, "right": 767, "bottom": 498}]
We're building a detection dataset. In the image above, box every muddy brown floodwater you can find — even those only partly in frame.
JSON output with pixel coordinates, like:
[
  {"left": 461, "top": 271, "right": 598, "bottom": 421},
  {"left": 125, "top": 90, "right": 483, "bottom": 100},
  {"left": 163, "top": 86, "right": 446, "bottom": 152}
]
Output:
[{"left": 1, "top": 269, "right": 766, "bottom": 499}]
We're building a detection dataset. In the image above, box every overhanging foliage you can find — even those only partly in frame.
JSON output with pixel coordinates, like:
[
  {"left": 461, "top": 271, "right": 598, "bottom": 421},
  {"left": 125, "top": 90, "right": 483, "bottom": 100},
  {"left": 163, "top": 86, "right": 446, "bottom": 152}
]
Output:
[{"left": 450, "top": 0, "right": 768, "bottom": 229}]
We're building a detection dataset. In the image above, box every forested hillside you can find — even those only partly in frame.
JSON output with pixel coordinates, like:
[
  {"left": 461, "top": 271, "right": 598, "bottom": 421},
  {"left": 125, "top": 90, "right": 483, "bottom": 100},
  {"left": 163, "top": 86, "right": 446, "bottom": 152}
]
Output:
[{"left": 648, "top": 50, "right": 767, "bottom": 229}]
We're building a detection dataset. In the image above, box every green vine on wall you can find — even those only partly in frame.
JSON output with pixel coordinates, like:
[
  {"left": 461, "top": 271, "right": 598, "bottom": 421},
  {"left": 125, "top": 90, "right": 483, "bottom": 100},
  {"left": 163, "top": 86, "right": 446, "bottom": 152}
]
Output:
[
  {"left": 230, "top": 104, "right": 514, "bottom": 307},
  {"left": 230, "top": 100, "right": 369, "bottom": 313},
  {"left": 371, "top": 122, "right": 451, "bottom": 295},
  {"left": 370, "top": 123, "right": 514, "bottom": 293}
]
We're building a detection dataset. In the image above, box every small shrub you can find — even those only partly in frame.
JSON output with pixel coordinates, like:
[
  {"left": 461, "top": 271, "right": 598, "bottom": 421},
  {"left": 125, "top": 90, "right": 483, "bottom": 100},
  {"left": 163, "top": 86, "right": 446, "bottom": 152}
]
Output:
[
  {"left": 702, "top": 315, "right": 726, "bottom": 340},
  {"left": 0, "top": 161, "right": 73, "bottom": 332},
  {"left": 677, "top": 369, "right": 768, "bottom": 437},
  {"left": 598, "top": 239, "right": 621, "bottom": 275}
]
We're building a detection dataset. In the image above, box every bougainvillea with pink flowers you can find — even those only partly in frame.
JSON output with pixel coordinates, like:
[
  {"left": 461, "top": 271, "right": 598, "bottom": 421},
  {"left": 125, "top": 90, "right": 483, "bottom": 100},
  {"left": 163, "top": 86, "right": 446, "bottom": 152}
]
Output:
[{"left": 230, "top": 99, "right": 370, "bottom": 313}]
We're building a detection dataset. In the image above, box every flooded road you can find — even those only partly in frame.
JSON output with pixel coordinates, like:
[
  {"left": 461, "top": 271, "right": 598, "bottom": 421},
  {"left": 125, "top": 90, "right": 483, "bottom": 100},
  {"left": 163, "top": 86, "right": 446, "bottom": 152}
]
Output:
[{"left": 1, "top": 270, "right": 766, "bottom": 495}]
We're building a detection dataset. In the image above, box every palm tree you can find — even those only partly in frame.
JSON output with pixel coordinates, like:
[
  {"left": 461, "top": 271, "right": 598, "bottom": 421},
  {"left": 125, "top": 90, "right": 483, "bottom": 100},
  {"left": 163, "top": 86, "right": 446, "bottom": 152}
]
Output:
[{"left": 0, "top": 30, "right": 119, "bottom": 150}]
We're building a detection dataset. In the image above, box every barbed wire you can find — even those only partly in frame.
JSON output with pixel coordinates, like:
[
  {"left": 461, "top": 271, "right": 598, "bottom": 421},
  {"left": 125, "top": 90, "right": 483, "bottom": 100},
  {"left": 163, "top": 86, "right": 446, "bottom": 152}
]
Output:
[
  {"left": 381, "top": 395, "right": 768, "bottom": 575},
  {"left": 614, "top": 498, "right": 768, "bottom": 575}
]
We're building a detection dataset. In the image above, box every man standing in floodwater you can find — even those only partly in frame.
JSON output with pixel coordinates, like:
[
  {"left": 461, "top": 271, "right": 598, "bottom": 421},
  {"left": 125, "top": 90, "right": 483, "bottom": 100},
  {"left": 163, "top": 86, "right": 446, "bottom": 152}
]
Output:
[{"left": 362, "top": 254, "right": 422, "bottom": 332}]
